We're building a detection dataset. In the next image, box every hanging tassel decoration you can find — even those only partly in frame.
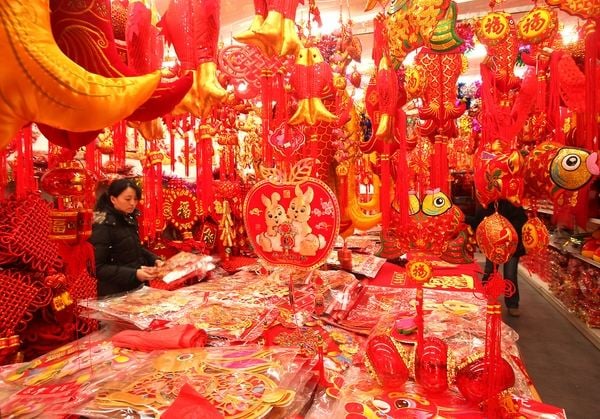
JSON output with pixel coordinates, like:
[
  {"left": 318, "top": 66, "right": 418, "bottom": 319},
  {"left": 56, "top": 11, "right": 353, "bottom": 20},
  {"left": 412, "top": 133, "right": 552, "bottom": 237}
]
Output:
[{"left": 15, "top": 126, "right": 34, "bottom": 199}]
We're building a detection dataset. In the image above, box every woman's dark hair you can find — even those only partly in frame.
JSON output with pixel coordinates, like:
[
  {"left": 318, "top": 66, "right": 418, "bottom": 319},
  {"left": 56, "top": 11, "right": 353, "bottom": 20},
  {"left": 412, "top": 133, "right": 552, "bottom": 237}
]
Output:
[{"left": 95, "top": 179, "right": 142, "bottom": 211}]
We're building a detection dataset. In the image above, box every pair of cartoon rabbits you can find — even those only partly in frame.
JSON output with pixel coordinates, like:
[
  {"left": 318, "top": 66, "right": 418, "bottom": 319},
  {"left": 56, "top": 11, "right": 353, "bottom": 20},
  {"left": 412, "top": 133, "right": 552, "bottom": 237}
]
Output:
[{"left": 257, "top": 185, "right": 326, "bottom": 256}]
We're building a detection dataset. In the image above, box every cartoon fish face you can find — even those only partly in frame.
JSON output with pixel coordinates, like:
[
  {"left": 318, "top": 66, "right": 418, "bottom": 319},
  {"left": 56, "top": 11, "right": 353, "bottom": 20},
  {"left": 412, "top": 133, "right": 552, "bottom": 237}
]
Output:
[
  {"left": 550, "top": 147, "right": 599, "bottom": 190},
  {"left": 422, "top": 190, "right": 452, "bottom": 216}
]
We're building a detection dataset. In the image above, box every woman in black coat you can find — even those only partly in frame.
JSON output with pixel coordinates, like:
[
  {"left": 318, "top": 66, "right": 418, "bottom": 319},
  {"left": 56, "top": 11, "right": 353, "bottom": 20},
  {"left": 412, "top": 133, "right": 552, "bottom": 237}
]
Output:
[{"left": 89, "top": 179, "right": 161, "bottom": 297}]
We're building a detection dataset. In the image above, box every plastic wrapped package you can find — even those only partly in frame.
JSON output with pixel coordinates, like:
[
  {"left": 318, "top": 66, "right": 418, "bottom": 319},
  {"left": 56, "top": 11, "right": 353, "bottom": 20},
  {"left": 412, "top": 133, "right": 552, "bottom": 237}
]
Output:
[
  {"left": 150, "top": 252, "right": 217, "bottom": 286},
  {"left": 77, "top": 346, "right": 317, "bottom": 418},
  {"left": 173, "top": 302, "right": 280, "bottom": 343},
  {"left": 79, "top": 286, "right": 202, "bottom": 330},
  {"left": 0, "top": 330, "right": 148, "bottom": 417}
]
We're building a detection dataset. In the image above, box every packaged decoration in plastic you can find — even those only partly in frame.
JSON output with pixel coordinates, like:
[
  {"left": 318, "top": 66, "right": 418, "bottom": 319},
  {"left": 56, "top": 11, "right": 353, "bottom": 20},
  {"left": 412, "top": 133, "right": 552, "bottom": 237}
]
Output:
[
  {"left": 79, "top": 286, "right": 201, "bottom": 330},
  {"left": 0, "top": 331, "right": 147, "bottom": 417},
  {"left": 150, "top": 252, "right": 217, "bottom": 285},
  {"left": 78, "top": 346, "right": 316, "bottom": 418}
]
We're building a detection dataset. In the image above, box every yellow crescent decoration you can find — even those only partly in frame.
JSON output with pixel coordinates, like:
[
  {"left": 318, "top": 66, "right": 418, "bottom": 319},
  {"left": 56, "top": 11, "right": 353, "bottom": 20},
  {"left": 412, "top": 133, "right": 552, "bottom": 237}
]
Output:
[{"left": 0, "top": 0, "right": 161, "bottom": 150}]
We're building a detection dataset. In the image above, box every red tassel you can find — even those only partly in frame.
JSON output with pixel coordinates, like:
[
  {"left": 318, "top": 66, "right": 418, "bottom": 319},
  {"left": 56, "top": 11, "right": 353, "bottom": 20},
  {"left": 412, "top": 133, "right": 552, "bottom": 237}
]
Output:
[
  {"left": 584, "top": 24, "right": 598, "bottom": 150},
  {"left": 261, "top": 69, "right": 273, "bottom": 167},
  {"left": 395, "top": 109, "right": 410, "bottom": 227},
  {"left": 15, "top": 126, "right": 35, "bottom": 199}
]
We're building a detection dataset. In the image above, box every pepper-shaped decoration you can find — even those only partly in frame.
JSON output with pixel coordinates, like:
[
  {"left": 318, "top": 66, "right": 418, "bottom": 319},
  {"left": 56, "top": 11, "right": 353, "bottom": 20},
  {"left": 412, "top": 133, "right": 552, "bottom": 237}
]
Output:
[
  {"left": 374, "top": 55, "right": 398, "bottom": 141},
  {"left": 37, "top": 0, "right": 193, "bottom": 149},
  {"left": 161, "top": 0, "right": 227, "bottom": 118},
  {"left": 288, "top": 47, "right": 337, "bottom": 126},
  {"left": 234, "top": 0, "right": 302, "bottom": 57}
]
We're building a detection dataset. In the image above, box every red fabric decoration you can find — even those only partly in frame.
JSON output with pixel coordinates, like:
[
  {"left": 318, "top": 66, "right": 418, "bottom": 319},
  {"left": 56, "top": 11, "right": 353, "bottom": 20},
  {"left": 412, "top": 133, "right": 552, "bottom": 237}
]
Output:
[
  {"left": 522, "top": 216, "right": 549, "bottom": 255},
  {"left": 111, "top": 324, "right": 208, "bottom": 351},
  {"left": 475, "top": 212, "right": 518, "bottom": 265},
  {"left": 159, "top": 0, "right": 220, "bottom": 69},
  {"left": 162, "top": 383, "right": 224, "bottom": 419},
  {"left": 126, "top": 1, "right": 164, "bottom": 74},
  {"left": 39, "top": 0, "right": 192, "bottom": 149},
  {"left": 474, "top": 149, "right": 524, "bottom": 208}
]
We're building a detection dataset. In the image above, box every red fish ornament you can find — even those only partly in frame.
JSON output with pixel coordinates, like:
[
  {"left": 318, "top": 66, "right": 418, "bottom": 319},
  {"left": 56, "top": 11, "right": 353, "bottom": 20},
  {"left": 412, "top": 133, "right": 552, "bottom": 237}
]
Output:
[{"left": 288, "top": 47, "right": 338, "bottom": 126}]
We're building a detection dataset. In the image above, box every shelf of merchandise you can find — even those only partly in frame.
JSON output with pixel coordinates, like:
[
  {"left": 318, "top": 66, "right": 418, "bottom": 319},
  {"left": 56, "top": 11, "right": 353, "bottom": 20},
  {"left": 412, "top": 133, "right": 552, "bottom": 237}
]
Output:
[
  {"left": 548, "top": 241, "right": 600, "bottom": 270},
  {"left": 518, "top": 265, "right": 600, "bottom": 351}
]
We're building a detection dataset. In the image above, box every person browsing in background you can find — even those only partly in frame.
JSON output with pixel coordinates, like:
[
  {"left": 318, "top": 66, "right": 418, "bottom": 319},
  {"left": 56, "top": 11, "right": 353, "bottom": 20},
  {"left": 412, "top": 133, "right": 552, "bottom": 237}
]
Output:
[
  {"left": 470, "top": 199, "right": 528, "bottom": 317},
  {"left": 89, "top": 178, "right": 163, "bottom": 297}
]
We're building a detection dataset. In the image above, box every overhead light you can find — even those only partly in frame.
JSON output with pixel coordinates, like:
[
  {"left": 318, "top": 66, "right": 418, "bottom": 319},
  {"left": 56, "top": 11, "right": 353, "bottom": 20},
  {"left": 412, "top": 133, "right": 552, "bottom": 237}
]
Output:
[{"left": 560, "top": 25, "right": 578, "bottom": 45}]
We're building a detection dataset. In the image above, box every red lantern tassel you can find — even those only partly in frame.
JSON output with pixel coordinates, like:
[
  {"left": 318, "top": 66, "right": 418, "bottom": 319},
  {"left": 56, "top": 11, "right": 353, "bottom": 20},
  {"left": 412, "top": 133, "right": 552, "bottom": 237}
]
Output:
[
  {"left": 584, "top": 23, "right": 598, "bottom": 150},
  {"left": 0, "top": 146, "right": 8, "bottom": 196},
  {"left": 15, "top": 126, "right": 34, "bottom": 199},
  {"left": 395, "top": 109, "right": 410, "bottom": 227},
  {"left": 261, "top": 69, "right": 273, "bottom": 167},
  {"left": 112, "top": 120, "right": 127, "bottom": 171}
]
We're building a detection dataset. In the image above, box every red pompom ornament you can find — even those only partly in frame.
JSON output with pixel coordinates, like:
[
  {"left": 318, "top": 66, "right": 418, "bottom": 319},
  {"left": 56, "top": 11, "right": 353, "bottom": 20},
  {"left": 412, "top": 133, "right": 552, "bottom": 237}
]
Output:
[{"left": 476, "top": 212, "right": 518, "bottom": 264}]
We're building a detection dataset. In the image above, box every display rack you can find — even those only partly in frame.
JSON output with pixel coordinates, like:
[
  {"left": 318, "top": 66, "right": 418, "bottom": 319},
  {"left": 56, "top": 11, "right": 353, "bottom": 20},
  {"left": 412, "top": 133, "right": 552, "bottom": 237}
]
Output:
[{"left": 518, "top": 265, "right": 600, "bottom": 351}]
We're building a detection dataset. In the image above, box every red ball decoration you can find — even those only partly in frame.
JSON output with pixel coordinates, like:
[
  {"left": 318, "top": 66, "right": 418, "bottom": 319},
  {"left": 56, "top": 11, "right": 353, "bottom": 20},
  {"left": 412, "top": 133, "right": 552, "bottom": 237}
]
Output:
[
  {"left": 415, "top": 337, "right": 449, "bottom": 394},
  {"left": 455, "top": 356, "right": 515, "bottom": 404},
  {"left": 476, "top": 212, "right": 518, "bottom": 264}
]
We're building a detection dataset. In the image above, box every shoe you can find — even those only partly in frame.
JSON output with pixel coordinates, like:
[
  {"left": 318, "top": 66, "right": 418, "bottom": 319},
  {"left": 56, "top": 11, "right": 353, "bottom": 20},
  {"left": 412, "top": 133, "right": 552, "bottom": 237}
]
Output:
[{"left": 507, "top": 308, "right": 521, "bottom": 317}]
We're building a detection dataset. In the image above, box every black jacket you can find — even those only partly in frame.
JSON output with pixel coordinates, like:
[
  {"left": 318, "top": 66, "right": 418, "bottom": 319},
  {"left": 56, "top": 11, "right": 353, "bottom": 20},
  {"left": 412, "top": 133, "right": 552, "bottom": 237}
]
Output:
[{"left": 89, "top": 207, "right": 157, "bottom": 296}]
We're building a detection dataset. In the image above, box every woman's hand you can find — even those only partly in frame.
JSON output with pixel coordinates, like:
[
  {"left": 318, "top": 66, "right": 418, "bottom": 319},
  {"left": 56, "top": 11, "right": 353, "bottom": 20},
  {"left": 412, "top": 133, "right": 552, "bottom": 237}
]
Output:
[{"left": 136, "top": 266, "right": 158, "bottom": 282}]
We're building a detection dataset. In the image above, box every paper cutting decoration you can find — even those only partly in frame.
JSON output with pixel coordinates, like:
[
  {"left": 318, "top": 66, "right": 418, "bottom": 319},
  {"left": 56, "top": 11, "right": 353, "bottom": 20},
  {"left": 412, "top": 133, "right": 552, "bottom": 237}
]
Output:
[{"left": 244, "top": 173, "right": 340, "bottom": 270}]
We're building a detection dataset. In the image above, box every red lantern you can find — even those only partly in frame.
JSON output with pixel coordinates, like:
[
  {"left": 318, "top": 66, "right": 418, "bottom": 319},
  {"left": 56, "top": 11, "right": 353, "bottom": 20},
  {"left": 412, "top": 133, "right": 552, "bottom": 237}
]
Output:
[
  {"left": 415, "top": 337, "right": 449, "bottom": 394},
  {"left": 364, "top": 334, "right": 409, "bottom": 388},
  {"left": 349, "top": 68, "right": 362, "bottom": 88},
  {"left": 476, "top": 212, "right": 518, "bottom": 265},
  {"left": 455, "top": 356, "right": 515, "bottom": 404},
  {"left": 41, "top": 161, "right": 94, "bottom": 198}
]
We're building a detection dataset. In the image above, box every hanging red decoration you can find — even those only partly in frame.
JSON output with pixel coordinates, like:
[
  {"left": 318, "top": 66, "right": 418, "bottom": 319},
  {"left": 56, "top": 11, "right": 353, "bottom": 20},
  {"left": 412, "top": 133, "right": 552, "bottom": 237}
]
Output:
[
  {"left": 476, "top": 212, "right": 518, "bottom": 265},
  {"left": 522, "top": 216, "right": 550, "bottom": 255},
  {"left": 474, "top": 148, "right": 524, "bottom": 208}
]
